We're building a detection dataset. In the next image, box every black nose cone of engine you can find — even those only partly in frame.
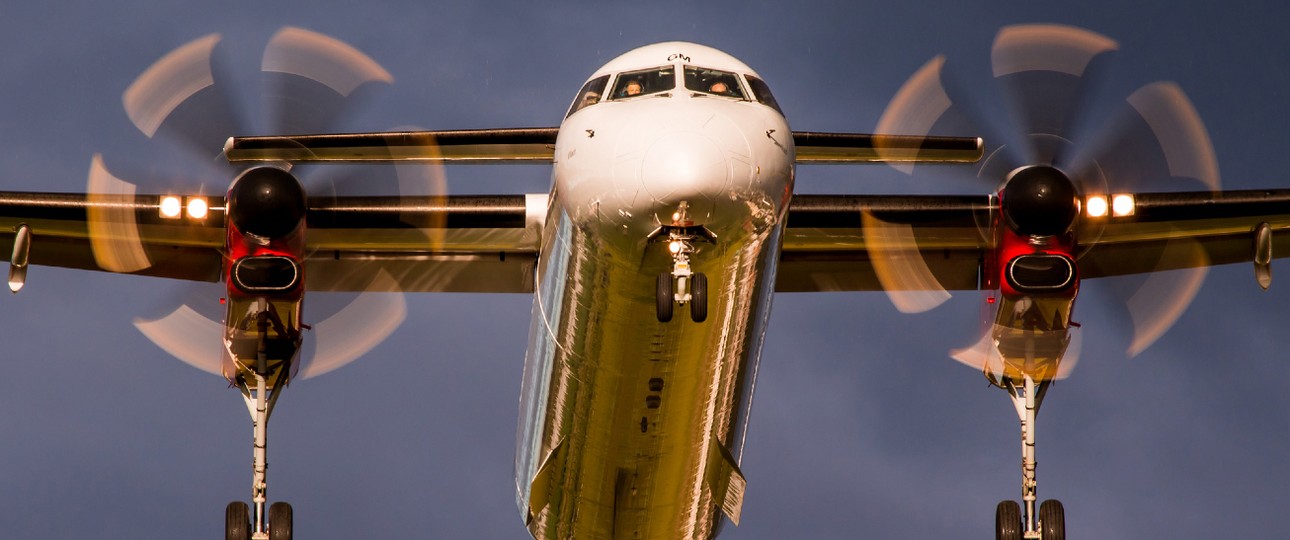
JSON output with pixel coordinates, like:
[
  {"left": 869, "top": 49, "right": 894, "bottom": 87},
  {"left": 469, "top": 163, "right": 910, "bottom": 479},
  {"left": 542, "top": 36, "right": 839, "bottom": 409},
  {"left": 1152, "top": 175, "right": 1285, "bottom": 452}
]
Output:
[
  {"left": 227, "top": 167, "right": 306, "bottom": 239},
  {"left": 1001, "top": 166, "right": 1078, "bottom": 237}
]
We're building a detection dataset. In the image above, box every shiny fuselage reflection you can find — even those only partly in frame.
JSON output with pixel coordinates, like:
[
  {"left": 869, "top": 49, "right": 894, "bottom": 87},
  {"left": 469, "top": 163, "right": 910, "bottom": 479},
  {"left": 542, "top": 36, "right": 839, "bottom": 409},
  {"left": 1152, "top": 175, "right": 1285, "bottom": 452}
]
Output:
[{"left": 514, "top": 42, "right": 793, "bottom": 539}]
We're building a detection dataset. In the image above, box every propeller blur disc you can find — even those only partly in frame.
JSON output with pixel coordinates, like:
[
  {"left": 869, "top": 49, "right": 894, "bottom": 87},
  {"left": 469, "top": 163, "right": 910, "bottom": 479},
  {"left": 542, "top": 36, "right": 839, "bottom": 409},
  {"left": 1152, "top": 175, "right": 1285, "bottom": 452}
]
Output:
[
  {"left": 95, "top": 27, "right": 437, "bottom": 380},
  {"left": 874, "top": 23, "right": 1222, "bottom": 370}
]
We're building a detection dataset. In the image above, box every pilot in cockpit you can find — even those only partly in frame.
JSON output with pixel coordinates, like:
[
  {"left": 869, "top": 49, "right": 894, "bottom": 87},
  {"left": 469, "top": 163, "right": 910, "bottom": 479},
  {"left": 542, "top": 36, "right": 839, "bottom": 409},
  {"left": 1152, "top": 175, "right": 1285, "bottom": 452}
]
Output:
[{"left": 622, "top": 79, "right": 643, "bottom": 97}]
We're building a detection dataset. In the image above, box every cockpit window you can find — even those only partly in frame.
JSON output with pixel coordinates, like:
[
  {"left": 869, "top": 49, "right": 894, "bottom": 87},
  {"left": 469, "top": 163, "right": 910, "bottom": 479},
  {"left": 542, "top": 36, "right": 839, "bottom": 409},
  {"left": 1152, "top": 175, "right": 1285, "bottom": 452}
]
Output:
[
  {"left": 684, "top": 67, "right": 746, "bottom": 99},
  {"left": 609, "top": 66, "right": 675, "bottom": 100},
  {"left": 566, "top": 75, "right": 609, "bottom": 118},
  {"left": 745, "top": 75, "right": 783, "bottom": 114}
]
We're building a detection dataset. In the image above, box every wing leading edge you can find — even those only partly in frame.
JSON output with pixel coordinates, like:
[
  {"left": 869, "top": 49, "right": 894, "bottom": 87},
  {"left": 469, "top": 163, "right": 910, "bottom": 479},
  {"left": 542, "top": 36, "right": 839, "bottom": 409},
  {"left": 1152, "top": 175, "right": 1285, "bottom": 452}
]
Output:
[
  {"left": 0, "top": 192, "right": 546, "bottom": 294},
  {"left": 777, "top": 190, "right": 1290, "bottom": 293},
  {"left": 6, "top": 130, "right": 1286, "bottom": 295},
  {"left": 224, "top": 128, "right": 984, "bottom": 164}
]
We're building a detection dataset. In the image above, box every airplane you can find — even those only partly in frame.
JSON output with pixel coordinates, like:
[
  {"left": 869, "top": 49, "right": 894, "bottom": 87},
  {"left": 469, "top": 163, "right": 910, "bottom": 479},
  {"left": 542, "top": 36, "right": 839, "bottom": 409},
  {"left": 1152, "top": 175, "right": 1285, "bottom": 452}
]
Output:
[{"left": 1, "top": 22, "right": 1288, "bottom": 540}]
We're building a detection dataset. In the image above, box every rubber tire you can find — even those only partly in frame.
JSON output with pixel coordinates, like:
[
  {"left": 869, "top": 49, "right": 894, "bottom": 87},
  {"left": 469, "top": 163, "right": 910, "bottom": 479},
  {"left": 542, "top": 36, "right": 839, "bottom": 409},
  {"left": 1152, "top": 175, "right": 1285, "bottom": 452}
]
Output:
[
  {"left": 269, "top": 501, "right": 293, "bottom": 540},
  {"left": 1039, "top": 499, "right": 1065, "bottom": 540},
  {"left": 690, "top": 272, "right": 708, "bottom": 323},
  {"left": 995, "top": 500, "right": 1022, "bottom": 540},
  {"left": 225, "top": 501, "right": 251, "bottom": 540},
  {"left": 656, "top": 273, "right": 673, "bottom": 322}
]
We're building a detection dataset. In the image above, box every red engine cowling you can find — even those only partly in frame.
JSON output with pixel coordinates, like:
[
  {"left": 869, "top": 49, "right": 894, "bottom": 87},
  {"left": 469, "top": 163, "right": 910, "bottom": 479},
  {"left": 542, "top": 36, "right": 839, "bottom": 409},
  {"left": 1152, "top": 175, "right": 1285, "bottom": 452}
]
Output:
[{"left": 220, "top": 166, "right": 307, "bottom": 385}]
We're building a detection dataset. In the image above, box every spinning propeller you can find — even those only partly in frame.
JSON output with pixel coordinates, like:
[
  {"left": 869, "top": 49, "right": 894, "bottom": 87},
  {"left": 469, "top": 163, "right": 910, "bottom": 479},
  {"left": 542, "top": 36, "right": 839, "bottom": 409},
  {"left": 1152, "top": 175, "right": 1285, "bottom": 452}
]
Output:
[
  {"left": 871, "top": 23, "right": 1220, "bottom": 379},
  {"left": 88, "top": 27, "right": 438, "bottom": 379}
]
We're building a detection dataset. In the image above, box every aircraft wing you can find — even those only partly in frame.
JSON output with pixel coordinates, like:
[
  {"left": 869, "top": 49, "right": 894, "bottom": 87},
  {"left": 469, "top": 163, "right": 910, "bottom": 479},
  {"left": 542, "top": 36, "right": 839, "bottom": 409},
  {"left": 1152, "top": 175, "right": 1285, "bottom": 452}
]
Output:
[
  {"left": 0, "top": 127, "right": 978, "bottom": 294},
  {"left": 225, "top": 129, "right": 984, "bottom": 164},
  {"left": 17, "top": 128, "right": 1283, "bottom": 296},
  {"left": 0, "top": 191, "right": 546, "bottom": 294},
  {"left": 777, "top": 190, "right": 1290, "bottom": 292},
  {"left": 0, "top": 191, "right": 225, "bottom": 283}
]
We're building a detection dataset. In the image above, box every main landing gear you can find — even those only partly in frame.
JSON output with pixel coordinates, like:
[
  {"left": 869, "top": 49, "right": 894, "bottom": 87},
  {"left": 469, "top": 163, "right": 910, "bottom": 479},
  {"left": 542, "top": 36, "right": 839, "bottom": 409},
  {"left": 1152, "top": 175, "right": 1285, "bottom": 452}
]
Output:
[
  {"left": 656, "top": 228, "right": 708, "bottom": 323},
  {"left": 226, "top": 302, "right": 295, "bottom": 540},
  {"left": 994, "top": 375, "right": 1064, "bottom": 540}
]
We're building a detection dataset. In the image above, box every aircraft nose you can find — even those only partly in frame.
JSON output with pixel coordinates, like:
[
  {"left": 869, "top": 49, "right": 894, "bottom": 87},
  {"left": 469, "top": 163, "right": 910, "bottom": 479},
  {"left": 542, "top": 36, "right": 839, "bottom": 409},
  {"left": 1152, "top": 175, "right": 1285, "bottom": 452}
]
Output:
[{"left": 640, "top": 131, "right": 730, "bottom": 203}]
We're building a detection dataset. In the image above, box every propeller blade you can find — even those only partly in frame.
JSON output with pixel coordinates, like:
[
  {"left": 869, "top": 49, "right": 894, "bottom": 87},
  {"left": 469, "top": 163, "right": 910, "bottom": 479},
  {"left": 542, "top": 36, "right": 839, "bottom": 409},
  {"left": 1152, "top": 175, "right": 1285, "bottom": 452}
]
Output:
[
  {"left": 123, "top": 33, "right": 243, "bottom": 167},
  {"left": 860, "top": 210, "right": 951, "bottom": 313},
  {"left": 1073, "top": 83, "right": 1219, "bottom": 357},
  {"left": 992, "top": 24, "right": 1118, "bottom": 165},
  {"left": 1126, "top": 82, "right": 1219, "bottom": 191},
  {"left": 1074, "top": 82, "right": 1220, "bottom": 194},
  {"left": 301, "top": 270, "right": 407, "bottom": 379},
  {"left": 1121, "top": 238, "right": 1209, "bottom": 357},
  {"left": 86, "top": 154, "right": 152, "bottom": 273},
  {"left": 876, "top": 55, "right": 1018, "bottom": 179},
  {"left": 123, "top": 33, "right": 223, "bottom": 139},
  {"left": 950, "top": 323, "right": 1080, "bottom": 382},
  {"left": 133, "top": 304, "right": 225, "bottom": 376},
  {"left": 261, "top": 26, "right": 393, "bottom": 136},
  {"left": 105, "top": 27, "right": 426, "bottom": 379},
  {"left": 884, "top": 24, "right": 1222, "bottom": 370}
]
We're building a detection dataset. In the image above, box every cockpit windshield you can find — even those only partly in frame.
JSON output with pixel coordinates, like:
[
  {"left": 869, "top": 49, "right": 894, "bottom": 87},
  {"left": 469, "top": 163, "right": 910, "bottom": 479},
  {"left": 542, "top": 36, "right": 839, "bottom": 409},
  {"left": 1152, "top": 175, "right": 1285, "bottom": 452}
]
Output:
[
  {"left": 568, "top": 64, "right": 783, "bottom": 118},
  {"left": 567, "top": 75, "right": 609, "bottom": 117},
  {"left": 683, "top": 67, "right": 746, "bottom": 99},
  {"left": 609, "top": 66, "right": 675, "bottom": 100}
]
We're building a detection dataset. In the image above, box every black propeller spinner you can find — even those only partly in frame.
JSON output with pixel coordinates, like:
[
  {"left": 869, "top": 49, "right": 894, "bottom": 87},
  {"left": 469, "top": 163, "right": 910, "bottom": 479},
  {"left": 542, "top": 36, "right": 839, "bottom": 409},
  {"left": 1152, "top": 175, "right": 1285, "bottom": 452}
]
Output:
[
  {"left": 1000, "top": 165, "right": 1079, "bottom": 238},
  {"left": 227, "top": 166, "right": 306, "bottom": 239}
]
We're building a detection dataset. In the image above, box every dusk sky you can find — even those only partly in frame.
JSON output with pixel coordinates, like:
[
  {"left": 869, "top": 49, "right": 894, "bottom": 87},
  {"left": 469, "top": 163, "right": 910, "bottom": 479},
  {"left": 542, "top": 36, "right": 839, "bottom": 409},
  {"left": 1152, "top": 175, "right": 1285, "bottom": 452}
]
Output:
[{"left": 0, "top": 1, "right": 1288, "bottom": 538}]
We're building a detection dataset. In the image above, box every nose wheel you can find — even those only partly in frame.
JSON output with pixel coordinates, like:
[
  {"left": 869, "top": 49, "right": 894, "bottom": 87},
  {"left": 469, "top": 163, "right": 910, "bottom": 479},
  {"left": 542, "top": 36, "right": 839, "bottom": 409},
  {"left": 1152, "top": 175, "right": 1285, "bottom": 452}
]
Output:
[
  {"left": 656, "top": 271, "right": 707, "bottom": 323},
  {"left": 226, "top": 500, "right": 293, "bottom": 540},
  {"left": 655, "top": 230, "right": 708, "bottom": 323}
]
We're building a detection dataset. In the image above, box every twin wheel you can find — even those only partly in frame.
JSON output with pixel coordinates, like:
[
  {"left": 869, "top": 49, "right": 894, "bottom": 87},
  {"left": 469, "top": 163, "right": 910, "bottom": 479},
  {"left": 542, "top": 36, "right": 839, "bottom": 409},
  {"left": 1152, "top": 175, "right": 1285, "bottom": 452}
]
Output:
[
  {"left": 996, "top": 499, "right": 1064, "bottom": 540},
  {"left": 655, "top": 228, "right": 709, "bottom": 324},
  {"left": 226, "top": 500, "right": 292, "bottom": 540},
  {"left": 657, "top": 271, "right": 707, "bottom": 323}
]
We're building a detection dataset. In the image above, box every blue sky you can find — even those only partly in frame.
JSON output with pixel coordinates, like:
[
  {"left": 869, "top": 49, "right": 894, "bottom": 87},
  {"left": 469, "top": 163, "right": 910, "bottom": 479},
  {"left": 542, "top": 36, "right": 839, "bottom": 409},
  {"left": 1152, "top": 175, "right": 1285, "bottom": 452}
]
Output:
[{"left": 0, "top": 1, "right": 1287, "bottom": 538}]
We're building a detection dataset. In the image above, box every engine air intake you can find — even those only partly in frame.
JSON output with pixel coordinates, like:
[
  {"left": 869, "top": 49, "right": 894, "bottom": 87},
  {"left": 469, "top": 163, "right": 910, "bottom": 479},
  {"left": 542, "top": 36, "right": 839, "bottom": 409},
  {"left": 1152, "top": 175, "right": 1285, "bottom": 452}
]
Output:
[
  {"left": 232, "top": 256, "right": 301, "bottom": 294},
  {"left": 1006, "top": 254, "right": 1076, "bottom": 293}
]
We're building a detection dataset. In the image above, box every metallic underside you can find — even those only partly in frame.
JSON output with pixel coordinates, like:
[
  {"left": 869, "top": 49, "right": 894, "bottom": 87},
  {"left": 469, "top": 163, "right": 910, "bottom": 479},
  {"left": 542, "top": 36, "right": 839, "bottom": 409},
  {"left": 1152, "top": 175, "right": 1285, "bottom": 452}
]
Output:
[{"left": 516, "top": 204, "right": 780, "bottom": 540}]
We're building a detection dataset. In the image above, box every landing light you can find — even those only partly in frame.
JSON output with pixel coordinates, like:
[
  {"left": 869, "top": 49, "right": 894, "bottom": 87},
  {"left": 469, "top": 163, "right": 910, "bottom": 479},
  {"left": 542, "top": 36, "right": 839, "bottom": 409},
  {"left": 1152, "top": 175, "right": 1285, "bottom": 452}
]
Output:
[
  {"left": 186, "top": 197, "right": 209, "bottom": 220},
  {"left": 1111, "top": 194, "right": 1135, "bottom": 217},
  {"left": 1085, "top": 195, "right": 1108, "bottom": 218},
  {"left": 668, "top": 241, "right": 683, "bottom": 254},
  {"left": 160, "top": 196, "right": 182, "bottom": 219}
]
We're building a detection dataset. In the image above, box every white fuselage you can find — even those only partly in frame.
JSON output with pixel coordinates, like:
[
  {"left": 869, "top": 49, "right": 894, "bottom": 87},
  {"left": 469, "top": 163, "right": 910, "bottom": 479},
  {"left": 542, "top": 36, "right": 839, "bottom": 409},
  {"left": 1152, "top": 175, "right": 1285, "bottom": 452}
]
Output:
[{"left": 514, "top": 42, "right": 794, "bottom": 539}]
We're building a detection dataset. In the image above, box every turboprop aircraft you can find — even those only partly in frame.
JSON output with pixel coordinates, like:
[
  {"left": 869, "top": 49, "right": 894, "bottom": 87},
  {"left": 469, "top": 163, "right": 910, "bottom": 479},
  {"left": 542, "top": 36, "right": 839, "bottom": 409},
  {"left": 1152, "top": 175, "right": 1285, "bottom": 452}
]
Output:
[{"left": 1, "top": 23, "right": 1288, "bottom": 540}]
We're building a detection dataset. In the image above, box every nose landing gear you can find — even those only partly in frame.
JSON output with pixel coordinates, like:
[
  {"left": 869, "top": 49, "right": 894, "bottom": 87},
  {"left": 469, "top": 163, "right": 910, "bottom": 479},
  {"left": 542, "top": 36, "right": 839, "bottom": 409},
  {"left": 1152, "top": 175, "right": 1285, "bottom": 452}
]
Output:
[
  {"left": 993, "top": 375, "right": 1065, "bottom": 540},
  {"left": 655, "top": 228, "right": 710, "bottom": 323},
  {"left": 224, "top": 299, "right": 296, "bottom": 540}
]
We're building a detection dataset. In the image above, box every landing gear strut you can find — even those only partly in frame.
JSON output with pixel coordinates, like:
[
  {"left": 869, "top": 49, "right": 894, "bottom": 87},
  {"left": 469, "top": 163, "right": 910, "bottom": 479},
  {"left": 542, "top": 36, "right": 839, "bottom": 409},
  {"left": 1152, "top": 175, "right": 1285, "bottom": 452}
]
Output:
[
  {"left": 994, "top": 375, "right": 1064, "bottom": 540},
  {"left": 656, "top": 229, "right": 707, "bottom": 323},
  {"left": 226, "top": 299, "right": 295, "bottom": 540}
]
